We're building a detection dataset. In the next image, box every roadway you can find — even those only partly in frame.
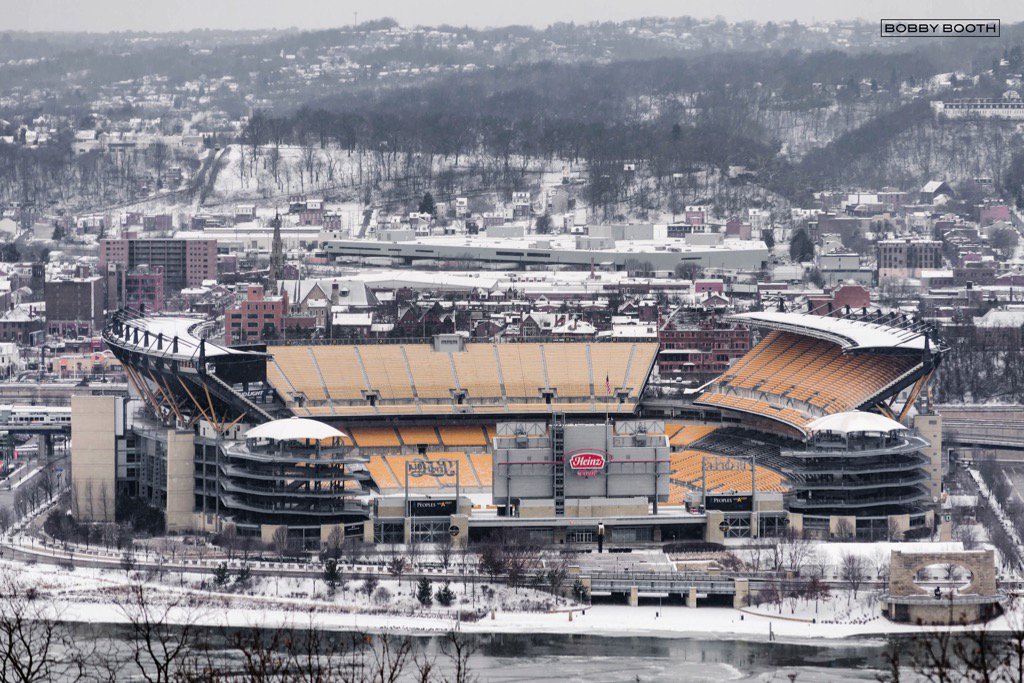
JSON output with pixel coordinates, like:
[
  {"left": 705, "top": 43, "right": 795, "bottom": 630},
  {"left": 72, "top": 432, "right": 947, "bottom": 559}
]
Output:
[
  {"left": 1003, "top": 463, "right": 1024, "bottom": 508},
  {"left": 0, "top": 448, "right": 68, "bottom": 511},
  {"left": 939, "top": 405, "right": 1024, "bottom": 456}
]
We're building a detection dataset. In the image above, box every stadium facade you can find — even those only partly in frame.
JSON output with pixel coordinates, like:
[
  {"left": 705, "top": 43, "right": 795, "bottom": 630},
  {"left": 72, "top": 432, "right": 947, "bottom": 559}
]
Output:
[{"left": 76, "top": 307, "right": 945, "bottom": 549}]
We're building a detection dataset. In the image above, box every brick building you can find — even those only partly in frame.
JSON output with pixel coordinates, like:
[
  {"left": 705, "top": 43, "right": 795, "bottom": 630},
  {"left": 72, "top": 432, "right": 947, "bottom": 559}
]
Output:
[
  {"left": 0, "top": 308, "right": 43, "bottom": 343},
  {"left": 45, "top": 276, "right": 105, "bottom": 337},
  {"left": 807, "top": 284, "right": 871, "bottom": 316},
  {"left": 224, "top": 285, "right": 289, "bottom": 344},
  {"left": 124, "top": 266, "right": 165, "bottom": 312},
  {"left": 877, "top": 238, "right": 943, "bottom": 280},
  {"left": 658, "top": 314, "right": 751, "bottom": 380},
  {"left": 100, "top": 237, "right": 217, "bottom": 293}
]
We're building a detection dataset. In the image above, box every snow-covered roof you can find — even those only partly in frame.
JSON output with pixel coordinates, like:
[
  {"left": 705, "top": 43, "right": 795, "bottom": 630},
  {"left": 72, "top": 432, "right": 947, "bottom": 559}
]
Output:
[
  {"left": 807, "top": 411, "right": 908, "bottom": 435},
  {"left": 106, "top": 314, "right": 261, "bottom": 360},
  {"left": 729, "top": 311, "right": 930, "bottom": 352},
  {"left": 332, "top": 312, "right": 373, "bottom": 326},
  {"left": 974, "top": 308, "right": 1024, "bottom": 328},
  {"left": 246, "top": 417, "right": 346, "bottom": 442}
]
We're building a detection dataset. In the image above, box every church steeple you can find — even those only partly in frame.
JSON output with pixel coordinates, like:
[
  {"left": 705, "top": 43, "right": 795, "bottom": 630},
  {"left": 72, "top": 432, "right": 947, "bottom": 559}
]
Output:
[{"left": 269, "top": 210, "right": 283, "bottom": 292}]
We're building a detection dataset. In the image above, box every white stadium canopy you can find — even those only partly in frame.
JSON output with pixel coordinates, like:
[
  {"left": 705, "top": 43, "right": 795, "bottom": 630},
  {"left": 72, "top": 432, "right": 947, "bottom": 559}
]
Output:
[
  {"left": 806, "top": 411, "right": 908, "bottom": 436},
  {"left": 246, "top": 417, "right": 347, "bottom": 442}
]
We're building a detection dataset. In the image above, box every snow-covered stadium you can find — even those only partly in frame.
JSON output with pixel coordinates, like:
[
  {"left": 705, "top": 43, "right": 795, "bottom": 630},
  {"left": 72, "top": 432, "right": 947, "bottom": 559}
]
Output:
[{"left": 80, "top": 307, "right": 945, "bottom": 548}]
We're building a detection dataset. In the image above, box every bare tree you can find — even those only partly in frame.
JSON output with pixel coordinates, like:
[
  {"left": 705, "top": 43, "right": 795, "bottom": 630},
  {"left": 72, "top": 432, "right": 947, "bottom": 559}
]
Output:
[
  {"left": 272, "top": 526, "right": 289, "bottom": 560},
  {"left": 284, "top": 613, "right": 352, "bottom": 681},
  {"left": 406, "top": 533, "right": 422, "bottom": 569},
  {"left": 322, "top": 526, "right": 343, "bottom": 560},
  {"left": 833, "top": 518, "right": 855, "bottom": 540},
  {"left": 368, "top": 631, "right": 413, "bottom": 683},
  {"left": 872, "top": 548, "right": 891, "bottom": 584},
  {"left": 478, "top": 542, "right": 505, "bottom": 582},
  {"left": 440, "top": 630, "right": 479, "bottom": 683},
  {"left": 99, "top": 482, "right": 111, "bottom": 522},
  {"left": 747, "top": 543, "right": 765, "bottom": 572},
  {"left": 0, "top": 575, "right": 85, "bottom": 683},
  {"left": 413, "top": 651, "right": 436, "bottom": 683},
  {"left": 340, "top": 537, "right": 364, "bottom": 567},
  {"left": 437, "top": 534, "right": 454, "bottom": 571},
  {"left": 955, "top": 524, "right": 979, "bottom": 551},
  {"left": 458, "top": 538, "right": 474, "bottom": 589},
  {"left": 839, "top": 552, "right": 868, "bottom": 600},
  {"left": 121, "top": 546, "right": 137, "bottom": 576},
  {"left": 84, "top": 481, "right": 94, "bottom": 521},
  {"left": 876, "top": 640, "right": 903, "bottom": 683},
  {"left": 1003, "top": 596, "right": 1024, "bottom": 683},
  {"left": 546, "top": 558, "right": 569, "bottom": 597},
  {"left": 767, "top": 536, "right": 786, "bottom": 573},
  {"left": 13, "top": 490, "right": 27, "bottom": 519},
  {"left": 911, "top": 629, "right": 959, "bottom": 683},
  {"left": 781, "top": 529, "right": 812, "bottom": 574},
  {"left": 113, "top": 583, "right": 203, "bottom": 683},
  {"left": 953, "top": 625, "right": 1001, "bottom": 681},
  {"left": 217, "top": 524, "right": 238, "bottom": 560}
]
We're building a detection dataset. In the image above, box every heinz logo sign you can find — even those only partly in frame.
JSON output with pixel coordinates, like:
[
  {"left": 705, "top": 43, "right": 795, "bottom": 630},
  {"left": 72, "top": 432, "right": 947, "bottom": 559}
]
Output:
[{"left": 568, "top": 450, "right": 607, "bottom": 477}]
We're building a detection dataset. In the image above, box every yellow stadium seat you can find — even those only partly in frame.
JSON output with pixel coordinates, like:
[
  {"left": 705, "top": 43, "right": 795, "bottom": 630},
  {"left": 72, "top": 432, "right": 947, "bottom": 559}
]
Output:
[
  {"left": 365, "top": 456, "right": 400, "bottom": 490},
  {"left": 438, "top": 425, "right": 488, "bottom": 447},
  {"left": 398, "top": 426, "right": 440, "bottom": 446},
  {"left": 349, "top": 427, "right": 401, "bottom": 448},
  {"left": 469, "top": 453, "right": 493, "bottom": 486}
]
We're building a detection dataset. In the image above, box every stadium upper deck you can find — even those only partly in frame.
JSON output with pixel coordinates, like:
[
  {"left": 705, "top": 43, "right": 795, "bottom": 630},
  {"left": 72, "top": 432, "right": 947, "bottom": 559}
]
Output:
[
  {"left": 105, "top": 309, "right": 660, "bottom": 427},
  {"left": 266, "top": 341, "right": 658, "bottom": 419},
  {"left": 694, "top": 311, "right": 942, "bottom": 436}
]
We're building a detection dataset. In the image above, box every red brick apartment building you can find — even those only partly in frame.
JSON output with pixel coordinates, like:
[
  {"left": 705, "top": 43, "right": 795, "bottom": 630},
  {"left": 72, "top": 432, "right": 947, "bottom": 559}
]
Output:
[
  {"left": 100, "top": 237, "right": 217, "bottom": 293},
  {"left": 658, "top": 316, "right": 751, "bottom": 380},
  {"left": 224, "top": 285, "right": 288, "bottom": 344}
]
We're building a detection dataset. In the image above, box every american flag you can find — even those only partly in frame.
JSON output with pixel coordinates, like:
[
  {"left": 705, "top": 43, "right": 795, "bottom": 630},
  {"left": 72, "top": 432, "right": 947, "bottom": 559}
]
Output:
[{"left": 605, "top": 373, "right": 611, "bottom": 394}]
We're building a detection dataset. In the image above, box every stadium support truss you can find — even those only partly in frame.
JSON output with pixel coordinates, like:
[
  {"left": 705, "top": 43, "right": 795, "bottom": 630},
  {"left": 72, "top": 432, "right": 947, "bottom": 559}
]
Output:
[{"left": 104, "top": 309, "right": 280, "bottom": 430}]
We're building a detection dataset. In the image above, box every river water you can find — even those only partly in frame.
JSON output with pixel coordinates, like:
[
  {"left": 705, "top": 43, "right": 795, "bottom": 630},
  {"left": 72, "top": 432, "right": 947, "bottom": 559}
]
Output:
[
  {"left": 462, "top": 632, "right": 892, "bottom": 682},
  {"left": 65, "top": 624, "right": 901, "bottom": 682}
]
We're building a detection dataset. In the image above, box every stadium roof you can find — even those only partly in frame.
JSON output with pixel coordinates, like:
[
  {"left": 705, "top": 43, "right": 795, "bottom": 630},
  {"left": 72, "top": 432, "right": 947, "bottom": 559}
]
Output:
[
  {"left": 806, "top": 411, "right": 908, "bottom": 436},
  {"left": 729, "top": 311, "right": 929, "bottom": 352},
  {"left": 105, "top": 313, "right": 263, "bottom": 360},
  {"left": 246, "top": 417, "right": 347, "bottom": 442}
]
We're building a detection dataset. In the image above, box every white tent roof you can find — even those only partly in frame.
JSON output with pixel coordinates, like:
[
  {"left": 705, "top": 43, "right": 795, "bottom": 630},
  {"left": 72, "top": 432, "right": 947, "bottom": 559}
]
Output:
[
  {"left": 246, "top": 417, "right": 346, "bottom": 442},
  {"left": 807, "top": 411, "right": 907, "bottom": 435}
]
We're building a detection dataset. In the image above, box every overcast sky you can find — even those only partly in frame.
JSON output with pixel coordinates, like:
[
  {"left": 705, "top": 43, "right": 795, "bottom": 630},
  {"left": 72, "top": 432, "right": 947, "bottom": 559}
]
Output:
[{"left": 3, "top": 0, "right": 1024, "bottom": 32}]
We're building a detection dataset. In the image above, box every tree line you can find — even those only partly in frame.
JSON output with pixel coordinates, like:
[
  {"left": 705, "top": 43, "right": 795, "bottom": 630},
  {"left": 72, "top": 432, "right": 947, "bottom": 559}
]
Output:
[{"left": 0, "top": 574, "right": 480, "bottom": 682}]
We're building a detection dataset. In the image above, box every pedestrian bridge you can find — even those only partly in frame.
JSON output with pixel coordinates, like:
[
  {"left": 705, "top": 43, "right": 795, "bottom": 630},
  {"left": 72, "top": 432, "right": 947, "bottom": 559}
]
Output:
[{"left": 583, "top": 570, "right": 751, "bottom": 608}]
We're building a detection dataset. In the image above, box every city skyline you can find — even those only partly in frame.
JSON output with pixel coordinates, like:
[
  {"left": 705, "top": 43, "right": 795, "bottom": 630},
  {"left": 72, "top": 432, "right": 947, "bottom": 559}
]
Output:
[{"left": 3, "top": 0, "right": 1024, "bottom": 33}]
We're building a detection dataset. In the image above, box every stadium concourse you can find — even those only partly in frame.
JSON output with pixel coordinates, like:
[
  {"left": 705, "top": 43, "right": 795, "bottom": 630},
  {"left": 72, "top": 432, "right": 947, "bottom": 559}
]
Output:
[{"left": 86, "top": 307, "right": 945, "bottom": 548}]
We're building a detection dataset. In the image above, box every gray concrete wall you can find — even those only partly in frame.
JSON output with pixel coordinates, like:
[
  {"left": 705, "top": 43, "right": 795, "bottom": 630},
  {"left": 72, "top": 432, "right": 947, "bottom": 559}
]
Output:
[
  {"left": 165, "top": 430, "right": 195, "bottom": 532},
  {"left": 913, "top": 412, "right": 943, "bottom": 501},
  {"left": 71, "top": 395, "right": 119, "bottom": 522},
  {"left": 493, "top": 422, "right": 669, "bottom": 504}
]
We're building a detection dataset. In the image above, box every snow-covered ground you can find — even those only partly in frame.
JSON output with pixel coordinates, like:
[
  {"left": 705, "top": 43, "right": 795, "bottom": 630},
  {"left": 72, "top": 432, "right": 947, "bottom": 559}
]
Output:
[{"left": 4, "top": 555, "right": 1020, "bottom": 643}]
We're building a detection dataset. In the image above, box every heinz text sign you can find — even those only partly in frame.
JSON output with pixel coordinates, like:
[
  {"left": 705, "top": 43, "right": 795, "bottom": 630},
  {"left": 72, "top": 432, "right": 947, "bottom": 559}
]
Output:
[{"left": 567, "top": 450, "right": 607, "bottom": 477}]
